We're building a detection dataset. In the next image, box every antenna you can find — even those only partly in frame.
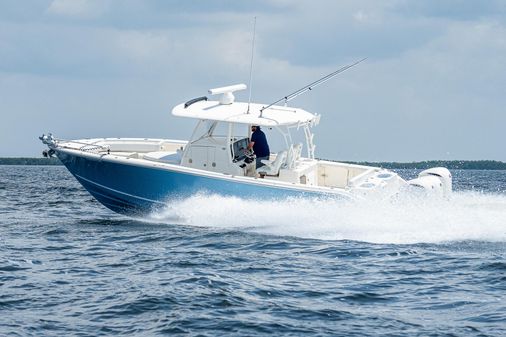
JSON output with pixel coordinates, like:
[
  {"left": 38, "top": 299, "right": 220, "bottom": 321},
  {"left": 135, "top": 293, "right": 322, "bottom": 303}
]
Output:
[
  {"left": 246, "top": 17, "right": 257, "bottom": 114},
  {"left": 260, "top": 57, "right": 367, "bottom": 116}
]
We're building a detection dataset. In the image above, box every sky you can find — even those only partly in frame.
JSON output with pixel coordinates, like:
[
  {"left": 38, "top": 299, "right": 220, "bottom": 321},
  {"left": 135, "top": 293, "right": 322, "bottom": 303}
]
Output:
[{"left": 1, "top": 0, "right": 505, "bottom": 161}]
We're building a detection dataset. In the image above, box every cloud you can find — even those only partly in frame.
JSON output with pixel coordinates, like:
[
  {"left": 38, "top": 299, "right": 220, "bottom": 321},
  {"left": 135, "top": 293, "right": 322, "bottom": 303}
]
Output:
[
  {"left": 0, "top": 0, "right": 505, "bottom": 160},
  {"left": 46, "top": 0, "right": 109, "bottom": 19},
  {"left": 115, "top": 30, "right": 172, "bottom": 62},
  {"left": 393, "top": 0, "right": 506, "bottom": 21}
]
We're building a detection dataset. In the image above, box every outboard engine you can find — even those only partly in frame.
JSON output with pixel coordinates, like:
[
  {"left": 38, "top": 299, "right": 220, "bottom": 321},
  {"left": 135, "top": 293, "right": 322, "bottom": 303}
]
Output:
[{"left": 407, "top": 167, "right": 452, "bottom": 197}]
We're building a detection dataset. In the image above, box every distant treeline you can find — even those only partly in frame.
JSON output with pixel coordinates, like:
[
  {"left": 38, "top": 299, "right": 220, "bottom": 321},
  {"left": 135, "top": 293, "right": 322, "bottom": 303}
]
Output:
[
  {"left": 1, "top": 157, "right": 506, "bottom": 170},
  {"left": 0, "top": 157, "right": 62, "bottom": 165}
]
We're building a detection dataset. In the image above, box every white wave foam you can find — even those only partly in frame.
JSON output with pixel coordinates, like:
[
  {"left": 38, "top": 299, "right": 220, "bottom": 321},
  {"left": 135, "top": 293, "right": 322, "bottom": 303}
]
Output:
[{"left": 148, "top": 192, "right": 506, "bottom": 244}]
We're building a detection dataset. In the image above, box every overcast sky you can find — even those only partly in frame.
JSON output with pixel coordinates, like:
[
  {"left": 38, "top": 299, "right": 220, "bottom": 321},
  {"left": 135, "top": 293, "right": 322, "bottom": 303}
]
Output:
[{"left": 1, "top": 0, "right": 505, "bottom": 161}]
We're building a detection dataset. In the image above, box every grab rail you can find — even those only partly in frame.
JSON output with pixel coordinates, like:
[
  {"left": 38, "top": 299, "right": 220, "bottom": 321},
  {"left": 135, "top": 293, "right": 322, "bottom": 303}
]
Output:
[
  {"left": 41, "top": 134, "right": 110, "bottom": 155},
  {"left": 184, "top": 96, "right": 208, "bottom": 108}
]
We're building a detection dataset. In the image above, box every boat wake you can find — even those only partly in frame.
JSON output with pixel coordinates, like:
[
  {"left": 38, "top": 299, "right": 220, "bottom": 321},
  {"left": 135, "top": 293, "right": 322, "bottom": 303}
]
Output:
[{"left": 148, "top": 192, "right": 506, "bottom": 244}]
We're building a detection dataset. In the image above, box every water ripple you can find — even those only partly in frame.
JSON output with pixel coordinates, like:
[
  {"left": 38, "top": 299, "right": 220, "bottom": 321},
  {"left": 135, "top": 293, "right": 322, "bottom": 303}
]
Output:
[{"left": 0, "top": 166, "right": 505, "bottom": 336}]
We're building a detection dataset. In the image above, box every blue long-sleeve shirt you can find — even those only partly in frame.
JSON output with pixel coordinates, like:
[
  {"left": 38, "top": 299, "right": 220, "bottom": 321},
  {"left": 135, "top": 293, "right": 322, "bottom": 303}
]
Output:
[{"left": 251, "top": 128, "right": 270, "bottom": 158}]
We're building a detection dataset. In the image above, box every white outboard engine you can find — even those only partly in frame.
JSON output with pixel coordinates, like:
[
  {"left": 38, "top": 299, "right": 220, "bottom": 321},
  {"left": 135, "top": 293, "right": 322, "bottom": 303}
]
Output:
[{"left": 407, "top": 167, "right": 452, "bottom": 197}]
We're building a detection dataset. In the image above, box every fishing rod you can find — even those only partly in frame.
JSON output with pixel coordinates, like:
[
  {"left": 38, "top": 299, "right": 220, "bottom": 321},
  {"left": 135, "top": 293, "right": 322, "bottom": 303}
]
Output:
[{"left": 260, "top": 57, "right": 367, "bottom": 116}]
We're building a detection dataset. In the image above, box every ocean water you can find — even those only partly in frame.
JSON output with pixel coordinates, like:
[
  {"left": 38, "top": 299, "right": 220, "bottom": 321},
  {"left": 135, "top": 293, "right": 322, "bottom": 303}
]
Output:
[{"left": 1, "top": 165, "right": 505, "bottom": 336}]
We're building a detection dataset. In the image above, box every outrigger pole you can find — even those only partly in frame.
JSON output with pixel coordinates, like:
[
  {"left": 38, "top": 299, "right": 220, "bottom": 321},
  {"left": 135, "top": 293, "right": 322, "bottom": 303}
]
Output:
[{"left": 259, "top": 57, "right": 367, "bottom": 116}]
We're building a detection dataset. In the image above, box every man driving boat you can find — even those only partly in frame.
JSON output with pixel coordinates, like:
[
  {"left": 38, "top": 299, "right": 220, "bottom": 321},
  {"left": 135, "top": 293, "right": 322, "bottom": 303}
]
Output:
[{"left": 247, "top": 125, "right": 270, "bottom": 169}]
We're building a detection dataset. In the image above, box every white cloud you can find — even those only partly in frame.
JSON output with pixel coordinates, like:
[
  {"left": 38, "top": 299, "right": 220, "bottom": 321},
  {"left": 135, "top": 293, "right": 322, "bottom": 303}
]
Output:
[
  {"left": 114, "top": 30, "right": 173, "bottom": 62},
  {"left": 1, "top": 0, "right": 506, "bottom": 160},
  {"left": 46, "top": 0, "right": 109, "bottom": 18}
]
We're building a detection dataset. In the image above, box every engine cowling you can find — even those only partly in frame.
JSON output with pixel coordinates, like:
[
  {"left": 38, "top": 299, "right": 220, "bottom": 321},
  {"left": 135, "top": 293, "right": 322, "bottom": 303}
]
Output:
[{"left": 407, "top": 167, "right": 452, "bottom": 197}]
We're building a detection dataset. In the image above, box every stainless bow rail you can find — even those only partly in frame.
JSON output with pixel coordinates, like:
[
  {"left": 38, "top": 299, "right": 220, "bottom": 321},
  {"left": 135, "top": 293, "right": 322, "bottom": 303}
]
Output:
[{"left": 40, "top": 134, "right": 110, "bottom": 154}]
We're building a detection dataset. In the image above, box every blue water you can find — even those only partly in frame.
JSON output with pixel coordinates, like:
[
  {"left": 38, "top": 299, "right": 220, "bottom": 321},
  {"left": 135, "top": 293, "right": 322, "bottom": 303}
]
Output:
[{"left": 1, "top": 166, "right": 505, "bottom": 336}]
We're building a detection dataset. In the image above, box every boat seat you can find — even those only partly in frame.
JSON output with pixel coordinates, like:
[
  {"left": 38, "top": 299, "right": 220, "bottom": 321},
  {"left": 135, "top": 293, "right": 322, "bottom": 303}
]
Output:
[
  {"left": 258, "top": 150, "right": 287, "bottom": 176},
  {"left": 284, "top": 143, "right": 302, "bottom": 169}
]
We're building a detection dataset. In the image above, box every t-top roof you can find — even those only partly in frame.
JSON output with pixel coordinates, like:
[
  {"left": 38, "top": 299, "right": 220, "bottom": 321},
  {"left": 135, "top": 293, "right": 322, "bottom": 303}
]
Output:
[{"left": 172, "top": 100, "right": 319, "bottom": 127}]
